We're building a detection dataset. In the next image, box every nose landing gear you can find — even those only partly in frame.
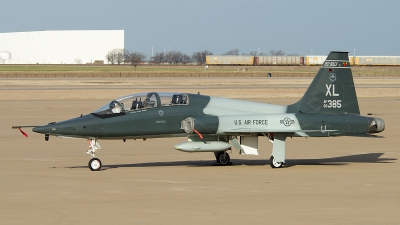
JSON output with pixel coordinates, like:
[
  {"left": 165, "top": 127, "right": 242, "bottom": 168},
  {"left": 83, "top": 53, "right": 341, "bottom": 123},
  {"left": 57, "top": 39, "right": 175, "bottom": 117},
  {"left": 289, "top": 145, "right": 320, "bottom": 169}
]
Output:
[
  {"left": 87, "top": 139, "right": 102, "bottom": 171},
  {"left": 89, "top": 158, "right": 102, "bottom": 171}
]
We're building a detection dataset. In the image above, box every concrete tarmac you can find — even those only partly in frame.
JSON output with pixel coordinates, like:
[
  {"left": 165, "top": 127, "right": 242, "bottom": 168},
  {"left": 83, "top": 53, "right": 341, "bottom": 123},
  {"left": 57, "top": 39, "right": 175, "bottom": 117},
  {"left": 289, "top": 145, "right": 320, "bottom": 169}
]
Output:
[{"left": 0, "top": 79, "right": 399, "bottom": 224}]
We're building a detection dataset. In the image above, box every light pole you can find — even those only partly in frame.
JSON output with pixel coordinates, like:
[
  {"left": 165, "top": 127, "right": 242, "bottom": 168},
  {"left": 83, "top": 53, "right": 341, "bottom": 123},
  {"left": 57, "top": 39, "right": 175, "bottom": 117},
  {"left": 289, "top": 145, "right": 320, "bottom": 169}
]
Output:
[{"left": 151, "top": 46, "right": 153, "bottom": 57}]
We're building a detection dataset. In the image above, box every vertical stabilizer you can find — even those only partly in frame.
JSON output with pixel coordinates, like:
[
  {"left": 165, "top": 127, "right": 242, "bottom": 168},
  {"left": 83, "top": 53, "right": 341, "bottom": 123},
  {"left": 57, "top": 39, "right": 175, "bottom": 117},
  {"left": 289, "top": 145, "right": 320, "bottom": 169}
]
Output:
[{"left": 288, "top": 51, "right": 360, "bottom": 115}]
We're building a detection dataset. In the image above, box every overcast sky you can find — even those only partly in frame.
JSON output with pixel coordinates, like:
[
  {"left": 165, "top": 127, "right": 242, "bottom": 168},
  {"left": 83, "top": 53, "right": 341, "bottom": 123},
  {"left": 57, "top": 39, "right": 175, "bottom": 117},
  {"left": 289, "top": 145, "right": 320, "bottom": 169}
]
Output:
[{"left": 1, "top": 0, "right": 399, "bottom": 57}]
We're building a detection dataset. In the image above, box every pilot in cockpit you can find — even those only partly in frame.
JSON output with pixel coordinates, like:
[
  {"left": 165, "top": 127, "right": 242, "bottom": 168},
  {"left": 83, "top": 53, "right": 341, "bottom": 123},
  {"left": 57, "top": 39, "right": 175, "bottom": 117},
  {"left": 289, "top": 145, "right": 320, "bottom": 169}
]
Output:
[
  {"left": 111, "top": 102, "right": 121, "bottom": 113},
  {"left": 171, "top": 94, "right": 187, "bottom": 105},
  {"left": 131, "top": 98, "right": 144, "bottom": 110}
]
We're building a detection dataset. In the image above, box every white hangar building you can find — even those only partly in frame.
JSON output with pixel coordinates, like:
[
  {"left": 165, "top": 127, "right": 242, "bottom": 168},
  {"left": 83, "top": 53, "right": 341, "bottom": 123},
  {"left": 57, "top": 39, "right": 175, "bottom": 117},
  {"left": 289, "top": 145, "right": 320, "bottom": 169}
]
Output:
[{"left": 0, "top": 30, "right": 124, "bottom": 64}]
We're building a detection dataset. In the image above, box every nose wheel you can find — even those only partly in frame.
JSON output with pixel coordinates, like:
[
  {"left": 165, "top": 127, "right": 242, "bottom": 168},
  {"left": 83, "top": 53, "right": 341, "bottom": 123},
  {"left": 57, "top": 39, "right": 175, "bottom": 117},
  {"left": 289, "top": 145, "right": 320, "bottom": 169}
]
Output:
[
  {"left": 87, "top": 139, "right": 102, "bottom": 171},
  {"left": 89, "top": 158, "right": 102, "bottom": 171}
]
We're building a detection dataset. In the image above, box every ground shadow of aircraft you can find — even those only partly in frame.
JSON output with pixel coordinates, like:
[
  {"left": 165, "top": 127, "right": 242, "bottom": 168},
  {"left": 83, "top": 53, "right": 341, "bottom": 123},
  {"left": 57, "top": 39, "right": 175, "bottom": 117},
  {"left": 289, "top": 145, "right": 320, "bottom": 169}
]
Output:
[
  {"left": 283, "top": 152, "right": 396, "bottom": 167},
  {"left": 65, "top": 153, "right": 396, "bottom": 170}
]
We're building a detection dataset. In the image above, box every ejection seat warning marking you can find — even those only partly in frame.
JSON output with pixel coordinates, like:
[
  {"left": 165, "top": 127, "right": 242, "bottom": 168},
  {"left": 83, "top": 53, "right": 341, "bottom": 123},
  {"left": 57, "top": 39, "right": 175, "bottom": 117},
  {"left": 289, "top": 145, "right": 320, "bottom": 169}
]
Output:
[{"left": 234, "top": 120, "right": 268, "bottom": 126}]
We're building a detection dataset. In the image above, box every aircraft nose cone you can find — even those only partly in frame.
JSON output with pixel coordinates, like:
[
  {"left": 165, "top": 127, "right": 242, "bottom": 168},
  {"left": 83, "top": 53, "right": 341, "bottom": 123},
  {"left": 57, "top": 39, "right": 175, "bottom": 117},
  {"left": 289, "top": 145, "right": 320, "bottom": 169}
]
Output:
[{"left": 32, "top": 125, "right": 52, "bottom": 134}]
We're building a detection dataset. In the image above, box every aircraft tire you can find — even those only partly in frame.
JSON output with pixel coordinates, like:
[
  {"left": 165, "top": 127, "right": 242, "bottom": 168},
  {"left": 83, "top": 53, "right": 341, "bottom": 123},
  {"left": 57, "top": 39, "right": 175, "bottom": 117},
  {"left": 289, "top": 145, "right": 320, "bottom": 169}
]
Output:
[
  {"left": 88, "top": 158, "right": 102, "bottom": 171},
  {"left": 216, "top": 151, "right": 230, "bottom": 165},
  {"left": 269, "top": 156, "right": 283, "bottom": 168}
]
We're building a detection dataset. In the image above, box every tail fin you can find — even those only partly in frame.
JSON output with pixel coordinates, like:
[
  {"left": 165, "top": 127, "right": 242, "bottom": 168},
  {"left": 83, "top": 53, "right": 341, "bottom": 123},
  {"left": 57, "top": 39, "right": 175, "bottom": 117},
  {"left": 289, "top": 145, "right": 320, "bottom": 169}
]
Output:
[{"left": 288, "top": 51, "right": 360, "bottom": 115}]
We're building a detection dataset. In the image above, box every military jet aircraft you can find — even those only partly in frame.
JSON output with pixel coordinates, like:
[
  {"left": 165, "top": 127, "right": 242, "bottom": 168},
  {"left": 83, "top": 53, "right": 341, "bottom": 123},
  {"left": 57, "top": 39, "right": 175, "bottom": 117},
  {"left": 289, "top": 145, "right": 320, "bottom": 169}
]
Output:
[{"left": 13, "top": 51, "right": 385, "bottom": 171}]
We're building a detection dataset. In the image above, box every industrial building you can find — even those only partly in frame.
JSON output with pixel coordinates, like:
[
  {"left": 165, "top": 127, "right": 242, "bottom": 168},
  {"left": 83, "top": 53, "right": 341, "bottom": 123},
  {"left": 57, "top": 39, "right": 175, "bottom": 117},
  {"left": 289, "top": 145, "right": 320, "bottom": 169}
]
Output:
[{"left": 0, "top": 30, "right": 124, "bottom": 64}]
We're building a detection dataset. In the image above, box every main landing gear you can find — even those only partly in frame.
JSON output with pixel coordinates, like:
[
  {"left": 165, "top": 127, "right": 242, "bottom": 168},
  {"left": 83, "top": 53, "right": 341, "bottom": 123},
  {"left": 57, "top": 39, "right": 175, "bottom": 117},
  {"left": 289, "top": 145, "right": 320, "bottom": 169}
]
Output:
[
  {"left": 214, "top": 151, "right": 231, "bottom": 165},
  {"left": 269, "top": 156, "right": 284, "bottom": 168},
  {"left": 87, "top": 139, "right": 102, "bottom": 171},
  {"left": 269, "top": 133, "right": 287, "bottom": 169}
]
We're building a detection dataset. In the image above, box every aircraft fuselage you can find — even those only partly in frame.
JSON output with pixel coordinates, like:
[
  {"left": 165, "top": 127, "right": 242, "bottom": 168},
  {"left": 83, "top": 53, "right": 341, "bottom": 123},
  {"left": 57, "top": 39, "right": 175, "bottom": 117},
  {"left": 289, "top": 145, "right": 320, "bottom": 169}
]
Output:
[{"left": 32, "top": 95, "right": 384, "bottom": 139}]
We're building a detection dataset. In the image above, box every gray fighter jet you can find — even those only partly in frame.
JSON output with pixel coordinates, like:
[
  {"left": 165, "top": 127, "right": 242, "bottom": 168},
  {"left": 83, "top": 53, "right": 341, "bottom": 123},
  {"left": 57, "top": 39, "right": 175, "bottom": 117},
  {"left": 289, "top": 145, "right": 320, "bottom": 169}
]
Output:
[{"left": 13, "top": 51, "right": 385, "bottom": 171}]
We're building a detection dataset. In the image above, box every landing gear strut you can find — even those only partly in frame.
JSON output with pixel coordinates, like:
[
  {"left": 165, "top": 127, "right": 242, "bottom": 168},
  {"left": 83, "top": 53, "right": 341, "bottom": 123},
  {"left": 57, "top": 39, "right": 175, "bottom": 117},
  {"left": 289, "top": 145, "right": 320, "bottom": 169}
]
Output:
[
  {"left": 87, "top": 139, "right": 102, "bottom": 171},
  {"left": 215, "top": 151, "right": 231, "bottom": 165}
]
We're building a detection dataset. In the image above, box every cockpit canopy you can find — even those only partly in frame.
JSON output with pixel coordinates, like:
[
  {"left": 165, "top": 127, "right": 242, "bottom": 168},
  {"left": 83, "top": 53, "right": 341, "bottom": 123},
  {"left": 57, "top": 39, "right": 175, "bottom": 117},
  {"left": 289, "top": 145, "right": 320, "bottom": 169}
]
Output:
[{"left": 93, "top": 92, "right": 189, "bottom": 115}]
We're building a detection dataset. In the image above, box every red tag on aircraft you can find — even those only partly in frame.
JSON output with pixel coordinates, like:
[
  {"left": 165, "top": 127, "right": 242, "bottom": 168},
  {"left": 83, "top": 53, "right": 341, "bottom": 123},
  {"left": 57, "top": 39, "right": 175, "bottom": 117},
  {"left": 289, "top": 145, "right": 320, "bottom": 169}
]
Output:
[{"left": 19, "top": 128, "right": 28, "bottom": 138}]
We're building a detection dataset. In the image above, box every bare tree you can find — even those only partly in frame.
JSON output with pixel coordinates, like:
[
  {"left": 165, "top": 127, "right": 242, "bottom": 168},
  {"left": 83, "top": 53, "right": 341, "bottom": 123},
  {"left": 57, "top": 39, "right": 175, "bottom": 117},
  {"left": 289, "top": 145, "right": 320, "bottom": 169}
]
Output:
[
  {"left": 106, "top": 49, "right": 116, "bottom": 64},
  {"left": 74, "top": 58, "right": 83, "bottom": 64},
  {"left": 127, "top": 52, "right": 146, "bottom": 69},
  {"left": 105, "top": 48, "right": 125, "bottom": 64},
  {"left": 124, "top": 50, "right": 130, "bottom": 63},
  {"left": 224, "top": 49, "right": 240, "bottom": 55},
  {"left": 115, "top": 49, "right": 125, "bottom": 64},
  {"left": 151, "top": 52, "right": 166, "bottom": 64},
  {"left": 166, "top": 51, "right": 184, "bottom": 64},
  {"left": 192, "top": 50, "right": 212, "bottom": 65},
  {"left": 269, "top": 50, "right": 286, "bottom": 56},
  {"left": 181, "top": 54, "right": 192, "bottom": 65},
  {"left": 192, "top": 52, "right": 202, "bottom": 64},
  {"left": 248, "top": 51, "right": 258, "bottom": 56}
]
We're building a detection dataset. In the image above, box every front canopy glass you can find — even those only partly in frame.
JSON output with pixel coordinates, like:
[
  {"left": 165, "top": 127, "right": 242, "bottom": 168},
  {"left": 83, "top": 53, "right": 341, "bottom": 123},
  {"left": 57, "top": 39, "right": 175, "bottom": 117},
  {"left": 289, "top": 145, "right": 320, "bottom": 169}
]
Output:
[{"left": 93, "top": 92, "right": 189, "bottom": 115}]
